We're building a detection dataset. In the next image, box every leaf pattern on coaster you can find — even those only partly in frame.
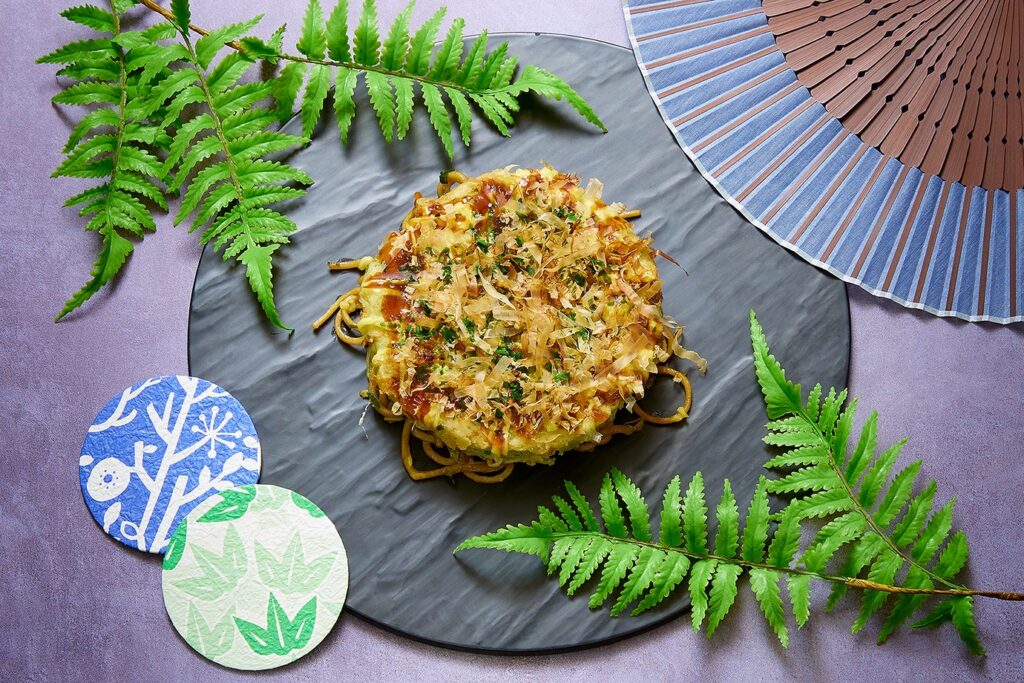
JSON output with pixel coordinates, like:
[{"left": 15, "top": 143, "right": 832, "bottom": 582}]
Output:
[
  {"left": 234, "top": 593, "right": 317, "bottom": 656},
  {"left": 186, "top": 602, "right": 235, "bottom": 658},
  {"left": 163, "top": 484, "right": 349, "bottom": 668},
  {"left": 163, "top": 518, "right": 187, "bottom": 570},
  {"left": 320, "top": 599, "right": 345, "bottom": 619},
  {"left": 291, "top": 491, "right": 325, "bottom": 518},
  {"left": 173, "top": 524, "right": 248, "bottom": 600},
  {"left": 250, "top": 484, "right": 289, "bottom": 512},
  {"left": 254, "top": 532, "right": 336, "bottom": 595},
  {"left": 198, "top": 486, "right": 257, "bottom": 523}
]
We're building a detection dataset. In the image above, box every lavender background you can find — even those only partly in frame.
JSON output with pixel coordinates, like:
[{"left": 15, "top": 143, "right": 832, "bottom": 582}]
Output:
[{"left": 1, "top": 1, "right": 1022, "bottom": 680}]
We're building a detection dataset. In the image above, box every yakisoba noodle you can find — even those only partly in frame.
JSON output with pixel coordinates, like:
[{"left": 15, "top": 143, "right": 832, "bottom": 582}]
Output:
[{"left": 314, "top": 166, "right": 705, "bottom": 483}]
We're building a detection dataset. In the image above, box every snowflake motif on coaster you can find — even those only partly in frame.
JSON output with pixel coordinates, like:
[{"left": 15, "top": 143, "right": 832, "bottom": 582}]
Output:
[{"left": 80, "top": 376, "right": 261, "bottom": 553}]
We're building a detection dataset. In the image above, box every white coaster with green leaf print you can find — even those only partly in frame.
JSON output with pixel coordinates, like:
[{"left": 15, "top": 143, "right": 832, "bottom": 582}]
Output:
[{"left": 161, "top": 484, "right": 348, "bottom": 670}]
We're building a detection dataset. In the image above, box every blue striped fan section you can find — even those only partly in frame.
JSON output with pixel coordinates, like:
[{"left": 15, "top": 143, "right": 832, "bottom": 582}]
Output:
[{"left": 625, "top": 0, "right": 1022, "bottom": 323}]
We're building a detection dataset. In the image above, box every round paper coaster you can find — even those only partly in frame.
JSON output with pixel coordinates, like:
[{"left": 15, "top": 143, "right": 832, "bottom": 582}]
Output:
[
  {"left": 80, "top": 375, "right": 261, "bottom": 553},
  {"left": 161, "top": 484, "right": 349, "bottom": 670}
]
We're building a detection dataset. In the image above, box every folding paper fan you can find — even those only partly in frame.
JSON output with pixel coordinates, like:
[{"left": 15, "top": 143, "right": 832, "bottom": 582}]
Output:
[{"left": 625, "top": 0, "right": 1023, "bottom": 323}]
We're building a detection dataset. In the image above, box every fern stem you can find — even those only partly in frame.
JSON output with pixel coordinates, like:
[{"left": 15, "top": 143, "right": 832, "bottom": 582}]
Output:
[
  {"left": 106, "top": 0, "right": 128, "bottom": 191},
  {"left": 173, "top": 26, "right": 250, "bottom": 242},
  {"left": 844, "top": 579, "right": 1024, "bottom": 601},
  {"left": 139, "top": 0, "right": 493, "bottom": 96},
  {"left": 542, "top": 531, "right": 1024, "bottom": 601},
  {"left": 140, "top": 0, "right": 224, "bottom": 43}
]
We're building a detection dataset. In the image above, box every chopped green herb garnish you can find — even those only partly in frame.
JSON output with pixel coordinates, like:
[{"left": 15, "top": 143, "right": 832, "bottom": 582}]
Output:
[
  {"left": 463, "top": 318, "right": 476, "bottom": 334},
  {"left": 475, "top": 229, "right": 495, "bottom": 253},
  {"left": 495, "top": 345, "right": 524, "bottom": 361},
  {"left": 441, "top": 264, "right": 452, "bottom": 284},
  {"left": 418, "top": 299, "right": 432, "bottom": 315},
  {"left": 440, "top": 325, "right": 458, "bottom": 343},
  {"left": 410, "top": 325, "right": 434, "bottom": 340},
  {"left": 570, "top": 272, "right": 586, "bottom": 287},
  {"left": 503, "top": 380, "right": 524, "bottom": 402},
  {"left": 553, "top": 371, "right": 570, "bottom": 382},
  {"left": 514, "top": 235, "right": 525, "bottom": 247}
]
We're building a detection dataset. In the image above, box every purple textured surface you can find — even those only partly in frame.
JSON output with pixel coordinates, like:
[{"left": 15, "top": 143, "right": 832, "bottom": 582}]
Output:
[{"left": 1, "top": 1, "right": 1022, "bottom": 681}]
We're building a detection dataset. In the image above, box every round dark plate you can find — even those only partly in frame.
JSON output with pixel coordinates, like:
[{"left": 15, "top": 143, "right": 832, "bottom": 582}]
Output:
[{"left": 188, "top": 34, "right": 850, "bottom": 653}]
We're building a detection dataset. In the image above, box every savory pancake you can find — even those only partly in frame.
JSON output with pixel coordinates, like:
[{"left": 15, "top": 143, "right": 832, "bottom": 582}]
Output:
[{"left": 316, "top": 166, "right": 704, "bottom": 482}]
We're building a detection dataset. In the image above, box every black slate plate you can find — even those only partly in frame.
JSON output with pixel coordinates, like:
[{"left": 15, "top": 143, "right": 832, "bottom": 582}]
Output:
[{"left": 188, "top": 34, "right": 850, "bottom": 653}]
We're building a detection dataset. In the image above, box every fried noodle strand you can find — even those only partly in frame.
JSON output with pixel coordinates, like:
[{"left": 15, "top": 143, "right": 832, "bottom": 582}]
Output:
[
  {"left": 400, "top": 419, "right": 516, "bottom": 481},
  {"left": 633, "top": 365, "right": 693, "bottom": 425}
]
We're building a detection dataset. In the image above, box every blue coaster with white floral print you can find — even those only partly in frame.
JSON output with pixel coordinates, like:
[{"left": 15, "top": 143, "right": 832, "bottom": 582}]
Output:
[{"left": 80, "top": 376, "right": 261, "bottom": 554}]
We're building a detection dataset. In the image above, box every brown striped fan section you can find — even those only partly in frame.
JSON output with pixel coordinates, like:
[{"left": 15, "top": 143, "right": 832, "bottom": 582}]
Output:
[{"left": 763, "top": 0, "right": 1024, "bottom": 191}]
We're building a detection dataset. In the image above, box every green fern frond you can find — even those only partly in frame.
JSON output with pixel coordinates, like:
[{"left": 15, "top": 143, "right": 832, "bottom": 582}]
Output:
[
  {"left": 456, "top": 468, "right": 812, "bottom": 646},
  {"left": 147, "top": 8, "right": 309, "bottom": 329},
  {"left": 686, "top": 559, "right": 715, "bottom": 629},
  {"left": 380, "top": 1, "right": 413, "bottom": 69},
  {"left": 258, "top": 0, "right": 601, "bottom": 155},
  {"left": 495, "top": 65, "right": 606, "bottom": 132},
  {"left": 458, "top": 470, "right": 738, "bottom": 636},
  {"left": 713, "top": 479, "right": 739, "bottom": 558},
  {"left": 353, "top": 0, "right": 380, "bottom": 66},
  {"left": 748, "top": 310, "right": 987, "bottom": 651},
  {"left": 658, "top": 475, "right": 683, "bottom": 547},
  {"left": 430, "top": 18, "right": 464, "bottom": 80},
  {"left": 170, "top": 0, "right": 190, "bottom": 31},
  {"left": 364, "top": 71, "right": 396, "bottom": 142},
  {"left": 333, "top": 67, "right": 359, "bottom": 143},
  {"left": 42, "top": 2, "right": 171, "bottom": 321},
  {"left": 455, "top": 315, "right": 1019, "bottom": 655},
  {"left": 393, "top": 78, "right": 414, "bottom": 140},
  {"left": 681, "top": 472, "right": 708, "bottom": 553}
]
